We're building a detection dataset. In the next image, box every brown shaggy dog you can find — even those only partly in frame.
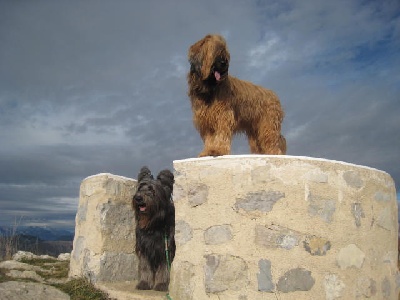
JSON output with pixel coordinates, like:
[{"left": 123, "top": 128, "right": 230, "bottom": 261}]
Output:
[{"left": 188, "top": 34, "right": 287, "bottom": 157}]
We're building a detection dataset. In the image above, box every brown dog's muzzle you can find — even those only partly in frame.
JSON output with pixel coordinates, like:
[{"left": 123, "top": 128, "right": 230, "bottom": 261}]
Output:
[{"left": 212, "top": 57, "right": 229, "bottom": 81}]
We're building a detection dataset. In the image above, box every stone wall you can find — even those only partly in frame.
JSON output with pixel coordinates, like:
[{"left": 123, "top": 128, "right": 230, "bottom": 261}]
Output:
[
  {"left": 169, "top": 155, "right": 398, "bottom": 300},
  {"left": 69, "top": 173, "right": 138, "bottom": 283}
]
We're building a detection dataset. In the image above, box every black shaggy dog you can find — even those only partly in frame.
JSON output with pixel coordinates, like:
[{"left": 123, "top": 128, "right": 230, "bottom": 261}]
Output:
[{"left": 132, "top": 166, "right": 175, "bottom": 291}]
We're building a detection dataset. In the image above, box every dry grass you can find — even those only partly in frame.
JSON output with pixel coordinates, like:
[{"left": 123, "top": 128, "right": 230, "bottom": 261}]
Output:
[
  {"left": 0, "top": 217, "right": 23, "bottom": 261},
  {"left": 0, "top": 251, "right": 112, "bottom": 300},
  {"left": 53, "top": 278, "right": 112, "bottom": 300}
]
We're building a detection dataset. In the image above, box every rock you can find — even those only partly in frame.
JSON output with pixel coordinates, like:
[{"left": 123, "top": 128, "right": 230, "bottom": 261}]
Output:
[
  {"left": 324, "top": 274, "right": 345, "bottom": 300},
  {"left": 377, "top": 207, "right": 395, "bottom": 231},
  {"left": 188, "top": 183, "right": 209, "bottom": 207},
  {"left": 39, "top": 255, "right": 55, "bottom": 260},
  {"left": 235, "top": 190, "right": 285, "bottom": 212},
  {"left": 175, "top": 220, "right": 193, "bottom": 246},
  {"left": 336, "top": 244, "right": 365, "bottom": 269},
  {"left": 351, "top": 203, "right": 365, "bottom": 227},
  {"left": 5, "top": 270, "right": 44, "bottom": 282},
  {"left": 58, "top": 253, "right": 71, "bottom": 261},
  {"left": 12, "top": 251, "right": 36, "bottom": 261},
  {"left": 204, "top": 225, "right": 232, "bottom": 245},
  {"left": 381, "top": 277, "right": 391, "bottom": 299},
  {"left": 356, "top": 277, "right": 376, "bottom": 298},
  {"left": 204, "top": 254, "right": 248, "bottom": 293},
  {"left": 276, "top": 268, "right": 315, "bottom": 292},
  {"left": 11, "top": 251, "right": 56, "bottom": 261},
  {"left": 255, "top": 224, "right": 301, "bottom": 250},
  {"left": 0, "top": 260, "right": 40, "bottom": 271},
  {"left": 303, "top": 235, "right": 331, "bottom": 256},
  {"left": 307, "top": 192, "right": 336, "bottom": 223},
  {"left": 343, "top": 171, "right": 364, "bottom": 189},
  {"left": 0, "top": 281, "right": 70, "bottom": 300},
  {"left": 257, "top": 259, "right": 274, "bottom": 292}
]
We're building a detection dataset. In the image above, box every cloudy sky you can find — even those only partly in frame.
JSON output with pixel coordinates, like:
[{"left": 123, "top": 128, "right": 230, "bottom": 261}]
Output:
[{"left": 0, "top": 0, "right": 399, "bottom": 231}]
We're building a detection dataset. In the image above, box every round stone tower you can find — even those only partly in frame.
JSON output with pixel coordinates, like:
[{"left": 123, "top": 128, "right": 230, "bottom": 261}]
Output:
[{"left": 169, "top": 155, "right": 398, "bottom": 300}]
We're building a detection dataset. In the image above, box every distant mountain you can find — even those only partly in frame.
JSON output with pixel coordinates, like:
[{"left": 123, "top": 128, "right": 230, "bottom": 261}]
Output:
[{"left": 0, "top": 226, "right": 74, "bottom": 241}]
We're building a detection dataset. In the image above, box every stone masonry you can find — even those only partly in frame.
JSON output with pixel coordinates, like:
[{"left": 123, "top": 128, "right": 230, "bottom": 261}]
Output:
[
  {"left": 69, "top": 173, "right": 138, "bottom": 283},
  {"left": 169, "top": 155, "right": 398, "bottom": 300}
]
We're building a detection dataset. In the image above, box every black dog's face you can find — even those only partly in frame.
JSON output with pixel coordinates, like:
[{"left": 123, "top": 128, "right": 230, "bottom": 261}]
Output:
[
  {"left": 132, "top": 166, "right": 174, "bottom": 230},
  {"left": 133, "top": 181, "right": 156, "bottom": 215}
]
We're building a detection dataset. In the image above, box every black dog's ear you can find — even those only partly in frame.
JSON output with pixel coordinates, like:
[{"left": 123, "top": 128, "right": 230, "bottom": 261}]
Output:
[
  {"left": 157, "top": 170, "right": 174, "bottom": 198},
  {"left": 138, "top": 166, "right": 153, "bottom": 182}
]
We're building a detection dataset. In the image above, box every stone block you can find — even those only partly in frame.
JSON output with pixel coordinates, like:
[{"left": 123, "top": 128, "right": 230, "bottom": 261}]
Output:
[
  {"left": 351, "top": 203, "right": 365, "bottom": 227},
  {"left": 257, "top": 259, "right": 274, "bottom": 292},
  {"left": 175, "top": 220, "right": 193, "bottom": 246},
  {"left": 343, "top": 170, "right": 364, "bottom": 189},
  {"left": 188, "top": 183, "right": 208, "bottom": 207},
  {"left": 169, "top": 261, "right": 195, "bottom": 300},
  {"left": 307, "top": 192, "right": 336, "bottom": 223},
  {"left": 235, "top": 190, "right": 285, "bottom": 212},
  {"left": 204, "top": 225, "right": 232, "bottom": 245},
  {"left": 324, "top": 274, "right": 345, "bottom": 300},
  {"left": 336, "top": 244, "right": 365, "bottom": 269},
  {"left": 303, "top": 235, "right": 331, "bottom": 256},
  {"left": 204, "top": 254, "right": 248, "bottom": 293},
  {"left": 356, "top": 277, "right": 376, "bottom": 298},
  {"left": 255, "top": 224, "right": 301, "bottom": 250},
  {"left": 381, "top": 277, "right": 391, "bottom": 299},
  {"left": 276, "top": 268, "right": 315, "bottom": 292},
  {"left": 377, "top": 207, "right": 395, "bottom": 231},
  {"left": 374, "top": 190, "right": 391, "bottom": 202}
]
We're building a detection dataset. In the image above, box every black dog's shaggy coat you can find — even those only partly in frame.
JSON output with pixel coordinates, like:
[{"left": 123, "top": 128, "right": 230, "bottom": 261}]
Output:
[{"left": 132, "top": 166, "right": 175, "bottom": 291}]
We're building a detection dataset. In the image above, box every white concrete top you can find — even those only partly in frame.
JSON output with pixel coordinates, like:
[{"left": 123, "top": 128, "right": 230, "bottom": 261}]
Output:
[
  {"left": 174, "top": 155, "right": 389, "bottom": 176},
  {"left": 83, "top": 172, "right": 135, "bottom": 182}
]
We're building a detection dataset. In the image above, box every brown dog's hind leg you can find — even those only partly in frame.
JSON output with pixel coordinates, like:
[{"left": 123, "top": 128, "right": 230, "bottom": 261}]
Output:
[
  {"left": 247, "top": 129, "right": 263, "bottom": 154},
  {"left": 255, "top": 121, "right": 287, "bottom": 155},
  {"left": 259, "top": 131, "right": 287, "bottom": 154}
]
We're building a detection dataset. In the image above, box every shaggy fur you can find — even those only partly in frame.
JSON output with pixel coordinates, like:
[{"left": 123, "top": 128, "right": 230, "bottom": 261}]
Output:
[
  {"left": 132, "top": 166, "right": 175, "bottom": 291},
  {"left": 188, "top": 34, "right": 287, "bottom": 156}
]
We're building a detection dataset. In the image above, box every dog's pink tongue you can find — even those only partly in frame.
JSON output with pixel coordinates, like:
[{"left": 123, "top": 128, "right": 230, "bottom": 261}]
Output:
[
  {"left": 140, "top": 206, "right": 146, "bottom": 212},
  {"left": 215, "top": 71, "right": 221, "bottom": 81}
]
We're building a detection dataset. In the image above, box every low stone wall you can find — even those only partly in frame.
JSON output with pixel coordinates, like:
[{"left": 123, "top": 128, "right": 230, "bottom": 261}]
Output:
[
  {"left": 69, "top": 173, "right": 138, "bottom": 283},
  {"left": 169, "top": 155, "right": 398, "bottom": 300}
]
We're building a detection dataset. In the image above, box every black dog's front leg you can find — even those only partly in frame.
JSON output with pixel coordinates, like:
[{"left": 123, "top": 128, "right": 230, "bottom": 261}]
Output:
[
  {"left": 153, "top": 263, "right": 170, "bottom": 291},
  {"left": 136, "top": 254, "right": 154, "bottom": 290}
]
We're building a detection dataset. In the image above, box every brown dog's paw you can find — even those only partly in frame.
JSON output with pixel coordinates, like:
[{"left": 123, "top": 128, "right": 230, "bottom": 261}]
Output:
[
  {"left": 153, "top": 282, "right": 168, "bottom": 291},
  {"left": 136, "top": 280, "right": 151, "bottom": 290},
  {"left": 198, "top": 149, "right": 225, "bottom": 157}
]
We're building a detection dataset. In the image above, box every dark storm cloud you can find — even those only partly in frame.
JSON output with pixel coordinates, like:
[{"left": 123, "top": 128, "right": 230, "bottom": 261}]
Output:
[{"left": 0, "top": 0, "right": 399, "bottom": 229}]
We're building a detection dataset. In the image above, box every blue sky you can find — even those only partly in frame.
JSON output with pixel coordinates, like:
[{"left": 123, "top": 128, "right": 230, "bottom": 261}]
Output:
[{"left": 0, "top": 0, "right": 399, "bottom": 230}]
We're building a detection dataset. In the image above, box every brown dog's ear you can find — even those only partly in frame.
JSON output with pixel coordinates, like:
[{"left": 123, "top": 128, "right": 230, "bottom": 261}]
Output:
[
  {"left": 189, "top": 54, "right": 201, "bottom": 76},
  {"left": 188, "top": 36, "right": 213, "bottom": 80}
]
